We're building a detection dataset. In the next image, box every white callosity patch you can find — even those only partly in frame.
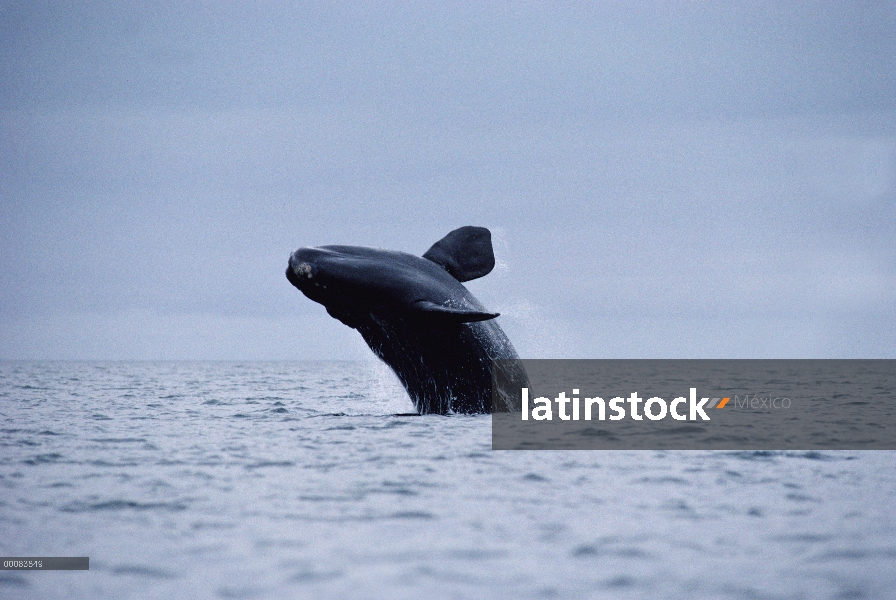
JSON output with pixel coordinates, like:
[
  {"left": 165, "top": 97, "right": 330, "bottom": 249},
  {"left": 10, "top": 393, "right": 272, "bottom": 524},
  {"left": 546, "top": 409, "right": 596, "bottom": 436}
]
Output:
[{"left": 292, "top": 262, "right": 314, "bottom": 279}]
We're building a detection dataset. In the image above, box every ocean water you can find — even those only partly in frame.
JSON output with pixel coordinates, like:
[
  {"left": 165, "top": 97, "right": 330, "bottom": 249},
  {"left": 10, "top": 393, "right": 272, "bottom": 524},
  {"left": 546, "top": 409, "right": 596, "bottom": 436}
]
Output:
[{"left": 1, "top": 361, "right": 894, "bottom": 600}]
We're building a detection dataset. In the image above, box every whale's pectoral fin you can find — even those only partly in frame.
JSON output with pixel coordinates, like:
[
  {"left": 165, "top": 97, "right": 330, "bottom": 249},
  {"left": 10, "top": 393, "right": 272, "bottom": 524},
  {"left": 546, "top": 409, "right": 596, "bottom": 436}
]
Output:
[
  {"left": 422, "top": 226, "right": 495, "bottom": 282},
  {"left": 410, "top": 300, "right": 499, "bottom": 323}
]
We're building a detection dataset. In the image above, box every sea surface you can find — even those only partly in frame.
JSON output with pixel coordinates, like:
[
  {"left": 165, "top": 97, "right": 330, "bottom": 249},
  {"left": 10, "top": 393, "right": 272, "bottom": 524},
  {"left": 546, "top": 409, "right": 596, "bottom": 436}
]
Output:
[{"left": 1, "top": 361, "right": 894, "bottom": 600}]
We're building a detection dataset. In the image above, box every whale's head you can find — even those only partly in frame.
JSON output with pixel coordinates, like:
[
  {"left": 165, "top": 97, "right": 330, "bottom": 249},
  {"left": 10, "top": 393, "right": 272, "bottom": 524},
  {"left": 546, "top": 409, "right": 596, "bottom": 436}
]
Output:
[
  {"left": 287, "top": 244, "right": 447, "bottom": 309},
  {"left": 285, "top": 246, "right": 349, "bottom": 306},
  {"left": 287, "top": 228, "right": 502, "bottom": 325}
]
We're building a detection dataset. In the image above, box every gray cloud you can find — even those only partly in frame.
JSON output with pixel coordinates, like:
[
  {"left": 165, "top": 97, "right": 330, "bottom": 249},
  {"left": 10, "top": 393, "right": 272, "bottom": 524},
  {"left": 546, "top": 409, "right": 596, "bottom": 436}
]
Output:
[{"left": 1, "top": 2, "right": 894, "bottom": 359}]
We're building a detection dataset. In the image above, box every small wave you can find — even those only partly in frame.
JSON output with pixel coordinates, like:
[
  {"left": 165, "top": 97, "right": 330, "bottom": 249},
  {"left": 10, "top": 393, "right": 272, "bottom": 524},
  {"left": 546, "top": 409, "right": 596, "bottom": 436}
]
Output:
[
  {"left": 388, "top": 510, "right": 436, "bottom": 520},
  {"left": 603, "top": 576, "right": 636, "bottom": 589},
  {"left": 772, "top": 533, "right": 834, "bottom": 543},
  {"left": 217, "top": 584, "right": 268, "bottom": 598},
  {"left": 245, "top": 460, "right": 295, "bottom": 470},
  {"left": 814, "top": 547, "right": 896, "bottom": 561},
  {"left": 0, "top": 573, "right": 28, "bottom": 587},
  {"left": 109, "top": 564, "right": 179, "bottom": 579},
  {"left": 573, "top": 544, "right": 649, "bottom": 560},
  {"left": 23, "top": 452, "right": 64, "bottom": 465},
  {"left": 785, "top": 492, "right": 820, "bottom": 503},
  {"left": 86, "top": 459, "right": 141, "bottom": 467},
  {"left": 569, "top": 428, "right": 619, "bottom": 440},
  {"left": 786, "top": 450, "right": 841, "bottom": 461},
  {"left": 726, "top": 450, "right": 783, "bottom": 461},
  {"left": 289, "top": 570, "right": 343, "bottom": 583},
  {"left": 190, "top": 521, "right": 236, "bottom": 530},
  {"left": 61, "top": 499, "right": 188, "bottom": 513},
  {"left": 637, "top": 476, "right": 690, "bottom": 485}
]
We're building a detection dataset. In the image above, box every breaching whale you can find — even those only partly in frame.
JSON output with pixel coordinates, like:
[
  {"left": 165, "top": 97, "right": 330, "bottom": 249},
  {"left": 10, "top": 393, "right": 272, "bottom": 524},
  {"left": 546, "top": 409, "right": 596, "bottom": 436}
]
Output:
[{"left": 286, "top": 226, "right": 526, "bottom": 414}]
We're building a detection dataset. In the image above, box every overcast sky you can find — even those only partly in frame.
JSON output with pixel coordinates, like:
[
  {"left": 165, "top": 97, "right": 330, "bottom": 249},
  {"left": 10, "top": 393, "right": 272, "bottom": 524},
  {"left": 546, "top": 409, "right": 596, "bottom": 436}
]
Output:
[{"left": 1, "top": 1, "right": 894, "bottom": 360}]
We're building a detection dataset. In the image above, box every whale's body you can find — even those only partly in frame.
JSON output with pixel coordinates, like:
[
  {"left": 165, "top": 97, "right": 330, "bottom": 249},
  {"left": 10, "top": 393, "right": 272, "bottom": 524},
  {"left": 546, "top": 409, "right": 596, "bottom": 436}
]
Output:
[{"left": 286, "top": 226, "right": 525, "bottom": 414}]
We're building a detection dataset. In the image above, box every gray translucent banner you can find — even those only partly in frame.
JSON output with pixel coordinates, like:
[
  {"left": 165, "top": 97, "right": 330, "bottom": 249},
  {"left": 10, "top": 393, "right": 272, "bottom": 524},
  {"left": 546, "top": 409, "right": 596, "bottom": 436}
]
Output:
[
  {"left": 1, "top": 557, "right": 89, "bottom": 570},
  {"left": 491, "top": 360, "right": 896, "bottom": 450}
]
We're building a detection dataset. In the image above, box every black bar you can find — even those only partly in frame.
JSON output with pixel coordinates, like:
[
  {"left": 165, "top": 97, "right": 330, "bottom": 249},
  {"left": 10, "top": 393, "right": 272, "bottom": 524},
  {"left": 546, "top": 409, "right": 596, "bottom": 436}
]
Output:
[
  {"left": 492, "top": 359, "right": 896, "bottom": 450},
  {"left": 1, "top": 557, "right": 89, "bottom": 570}
]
